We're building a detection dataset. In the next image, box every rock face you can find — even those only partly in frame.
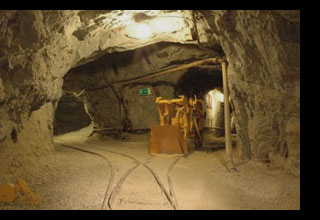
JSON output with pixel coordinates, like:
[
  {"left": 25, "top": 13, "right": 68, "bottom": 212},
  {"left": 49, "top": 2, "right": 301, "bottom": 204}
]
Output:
[
  {"left": 202, "top": 10, "right": 300, "bottom": 175},
  {"left": 0, "top": 10, "right": 300, "bottom": 178}
]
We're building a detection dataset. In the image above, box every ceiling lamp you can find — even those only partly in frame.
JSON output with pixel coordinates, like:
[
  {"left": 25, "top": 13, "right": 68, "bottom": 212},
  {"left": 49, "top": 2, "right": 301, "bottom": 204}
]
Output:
[
  {"left": 135, "top": 23, "right": 152, "bottom": 39},
  {"left": 213, "top": 89, "right": 224, "bottom": 103}
]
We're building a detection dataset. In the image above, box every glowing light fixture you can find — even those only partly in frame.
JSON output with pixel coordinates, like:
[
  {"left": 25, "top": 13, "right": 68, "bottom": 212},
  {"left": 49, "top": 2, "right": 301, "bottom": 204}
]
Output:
[
  {"left": 135, "top": 23, "right": 152, "bottom": 39},
  {"left": 214, "top": 90, "right": 224, "bottom": 103},
  {"left": 207, "top": 89, "right": 224, "bottom": 111}
]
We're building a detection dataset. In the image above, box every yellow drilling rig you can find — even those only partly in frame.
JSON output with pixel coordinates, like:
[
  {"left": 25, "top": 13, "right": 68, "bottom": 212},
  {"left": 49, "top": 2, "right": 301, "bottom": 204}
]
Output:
[{"left": 150, "top": 95, "right": 205, "bottom": 155}]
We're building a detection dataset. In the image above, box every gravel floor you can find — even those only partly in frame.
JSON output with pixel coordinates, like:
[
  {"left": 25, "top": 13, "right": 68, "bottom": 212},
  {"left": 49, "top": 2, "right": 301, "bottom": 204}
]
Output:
[
  {"left": 0, "top": 127, "right": 300, "bottom": 210},
  {"left": 0, "top": 144, "right": 111, "bottom": 210}
]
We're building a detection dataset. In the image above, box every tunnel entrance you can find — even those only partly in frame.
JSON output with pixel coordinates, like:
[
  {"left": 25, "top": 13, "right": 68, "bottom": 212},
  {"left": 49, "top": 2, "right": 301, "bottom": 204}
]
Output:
[
  {"left": 174, "top": 67, "right": 236, "bottom": 151},
  {"left": 53, "top": 90, "right": 92, "bottom": 136},
  {"left": 174, "top": 67, "right": 223, "bottom": 99}
]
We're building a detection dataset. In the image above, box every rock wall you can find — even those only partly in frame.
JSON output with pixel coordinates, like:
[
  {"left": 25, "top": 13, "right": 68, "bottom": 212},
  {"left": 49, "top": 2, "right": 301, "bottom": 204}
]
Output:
[
  {"left": 202, "top": 10, "right": 300, "bottom": 175},
  {"left": 0, "top": 102, "right": 55, "bottom": 183}
]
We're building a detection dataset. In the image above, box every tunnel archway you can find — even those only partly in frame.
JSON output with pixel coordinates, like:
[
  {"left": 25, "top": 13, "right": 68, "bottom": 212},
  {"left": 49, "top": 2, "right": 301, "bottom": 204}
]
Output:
[
  {"left": 53, "top": 90, "right": 92, "bottom": 136},
  {"left": 174, "top": 67, "right": 223, "bottom": 99},
  {"left": 174, "top": 67, "right": 237, "bottom": 149}
]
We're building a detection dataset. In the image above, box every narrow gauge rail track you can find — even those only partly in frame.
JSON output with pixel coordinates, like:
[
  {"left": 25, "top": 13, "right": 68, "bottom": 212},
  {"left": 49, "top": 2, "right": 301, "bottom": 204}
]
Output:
[{"left": 55, "top": 140, "right": 182, "bottom": 210}]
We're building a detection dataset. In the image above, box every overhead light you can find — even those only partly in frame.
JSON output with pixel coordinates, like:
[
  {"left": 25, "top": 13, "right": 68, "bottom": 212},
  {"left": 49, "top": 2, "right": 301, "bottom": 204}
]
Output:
[
  {"left": 135, "top": 23, "right": 152, "bottom": 39},
  {"left": 125, "top": 15, "right": 187, "bottom": 39},
  {"left": 213, "top": 89, "right": 224, "bottom": 103}
]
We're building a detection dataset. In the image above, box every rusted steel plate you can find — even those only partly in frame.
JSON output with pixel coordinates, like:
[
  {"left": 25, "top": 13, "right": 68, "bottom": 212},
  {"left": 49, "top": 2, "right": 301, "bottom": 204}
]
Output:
[{"left": 150, "top": 125, "right": 184, "bottom": 155}]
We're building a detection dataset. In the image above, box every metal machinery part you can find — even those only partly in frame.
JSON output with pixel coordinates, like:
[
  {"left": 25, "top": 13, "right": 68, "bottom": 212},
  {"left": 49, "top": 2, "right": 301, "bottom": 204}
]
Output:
[{"left": 150, "top": 95, "right": 205, "bottom": 155}]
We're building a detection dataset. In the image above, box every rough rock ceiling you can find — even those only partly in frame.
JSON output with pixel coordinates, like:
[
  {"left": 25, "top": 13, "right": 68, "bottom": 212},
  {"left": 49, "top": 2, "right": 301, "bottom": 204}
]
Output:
[{"left": 69, "top": 10, "right": 218, "bottom": 67}]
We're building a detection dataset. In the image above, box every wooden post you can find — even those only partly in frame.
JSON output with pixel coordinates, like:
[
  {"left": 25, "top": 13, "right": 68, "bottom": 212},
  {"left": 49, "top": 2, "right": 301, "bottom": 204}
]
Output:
[{"left": 221, "top": 61, "right": 236, "bottom": 171}]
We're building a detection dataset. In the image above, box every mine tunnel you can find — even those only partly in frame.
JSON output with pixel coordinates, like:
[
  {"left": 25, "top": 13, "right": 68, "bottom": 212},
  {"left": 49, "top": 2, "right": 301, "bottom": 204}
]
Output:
[{"left": 0, "top": 10, "right": 300, "bottom": 210}]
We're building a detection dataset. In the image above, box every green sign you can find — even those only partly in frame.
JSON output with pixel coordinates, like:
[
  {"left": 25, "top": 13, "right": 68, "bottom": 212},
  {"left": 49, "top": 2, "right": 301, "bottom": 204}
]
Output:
[{"left": 139, "top": 88, "right": 151, "bottom": 95}]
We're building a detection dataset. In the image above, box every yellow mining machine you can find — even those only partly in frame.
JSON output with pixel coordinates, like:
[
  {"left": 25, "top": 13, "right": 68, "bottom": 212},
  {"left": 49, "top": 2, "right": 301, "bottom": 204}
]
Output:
[{"left": 150, "top": 95, "right": 205, "bottom": 155}]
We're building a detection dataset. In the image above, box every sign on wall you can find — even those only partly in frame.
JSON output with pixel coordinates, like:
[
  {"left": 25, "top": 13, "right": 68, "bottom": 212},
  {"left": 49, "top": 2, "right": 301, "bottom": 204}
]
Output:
[{"left": 139, "top": 88, "right": 151, "bottom": 95}]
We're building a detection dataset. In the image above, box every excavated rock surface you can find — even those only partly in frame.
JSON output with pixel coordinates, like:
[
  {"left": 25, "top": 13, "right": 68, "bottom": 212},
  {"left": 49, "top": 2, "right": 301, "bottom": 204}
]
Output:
[
  {"left": 0, "top": 103, "right": 55, "bottom": 184},
  {"left": 202, "top": 10, "right": 300, "bottom": 175}
]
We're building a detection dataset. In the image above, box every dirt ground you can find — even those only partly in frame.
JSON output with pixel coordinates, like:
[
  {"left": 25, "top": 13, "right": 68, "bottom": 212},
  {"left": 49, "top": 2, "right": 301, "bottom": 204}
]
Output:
[{"left": 0, "top": 125, "right": 300, "bottom": 210}]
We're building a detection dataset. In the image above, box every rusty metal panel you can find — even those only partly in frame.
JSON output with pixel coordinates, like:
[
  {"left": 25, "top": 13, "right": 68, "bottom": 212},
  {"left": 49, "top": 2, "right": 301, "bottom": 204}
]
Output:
[{"left": 150, "top": 125, "right": 184, "bottom": 155}]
